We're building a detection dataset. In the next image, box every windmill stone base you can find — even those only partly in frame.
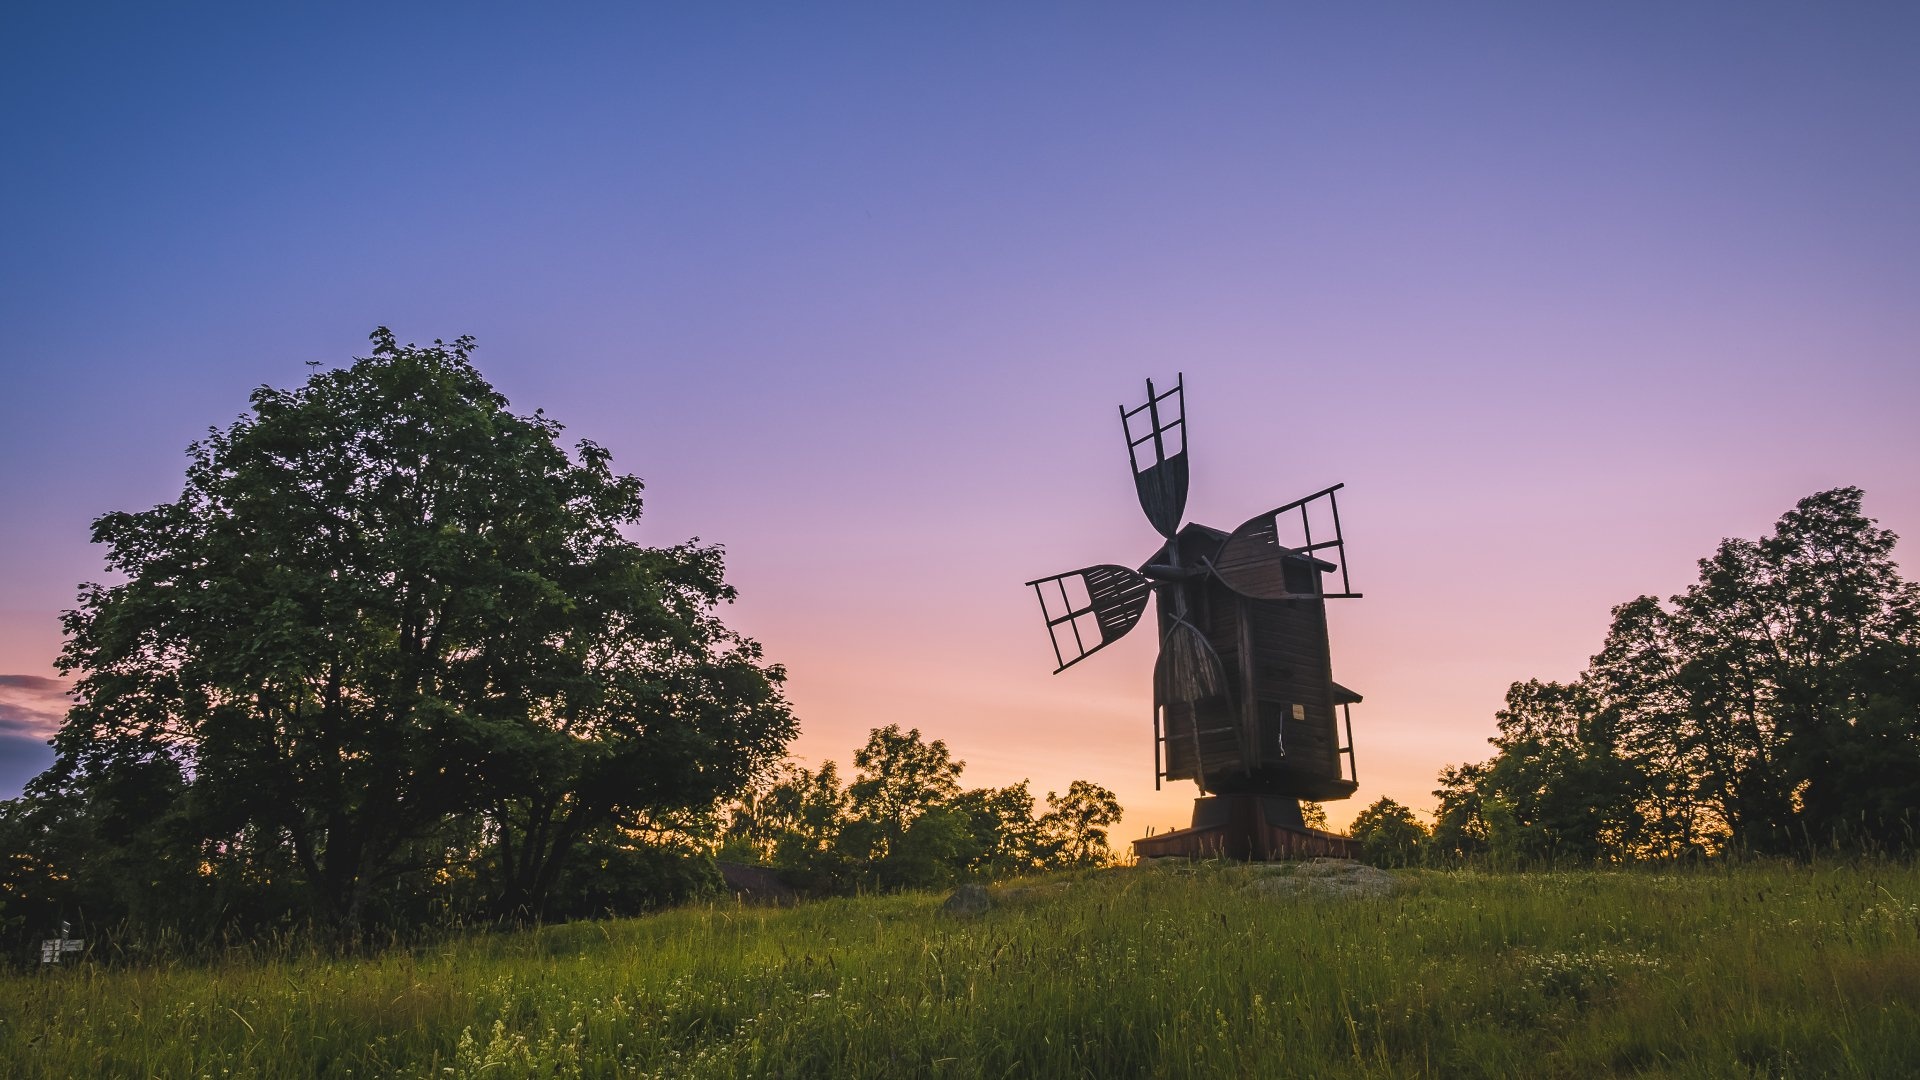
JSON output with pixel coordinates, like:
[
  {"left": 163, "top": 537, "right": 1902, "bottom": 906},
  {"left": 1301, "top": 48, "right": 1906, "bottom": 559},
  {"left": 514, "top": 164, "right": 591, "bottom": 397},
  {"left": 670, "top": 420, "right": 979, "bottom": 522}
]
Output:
[{"left": 1132, "top": 794, "right": 1360, "bottom": 861}]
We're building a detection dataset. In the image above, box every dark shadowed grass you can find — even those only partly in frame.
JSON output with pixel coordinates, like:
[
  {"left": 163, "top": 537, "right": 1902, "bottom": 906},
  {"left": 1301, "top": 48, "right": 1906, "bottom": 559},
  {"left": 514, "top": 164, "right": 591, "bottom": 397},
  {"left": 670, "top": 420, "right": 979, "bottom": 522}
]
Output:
[{"left": 2, "top": 860, "right": 1916, "bottom": 1077}]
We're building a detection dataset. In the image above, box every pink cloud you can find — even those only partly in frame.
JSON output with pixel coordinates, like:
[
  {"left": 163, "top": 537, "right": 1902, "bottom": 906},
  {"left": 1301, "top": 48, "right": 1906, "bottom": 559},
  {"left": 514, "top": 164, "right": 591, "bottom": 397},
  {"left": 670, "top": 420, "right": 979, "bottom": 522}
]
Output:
[{"left": 0, "top": 675, "right": 70, "bottom": 738}]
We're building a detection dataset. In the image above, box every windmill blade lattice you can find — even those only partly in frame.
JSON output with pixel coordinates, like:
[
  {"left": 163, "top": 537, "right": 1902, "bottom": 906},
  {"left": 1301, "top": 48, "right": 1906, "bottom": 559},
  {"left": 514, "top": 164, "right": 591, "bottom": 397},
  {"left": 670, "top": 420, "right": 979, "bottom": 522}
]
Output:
[
  {"left": 1121, "top": 375, "right": 1189, "bottom": 539},
  {"left": 1210, "top": 483, "right": 1363, "bottom": 601},
  {"left": 1025, "top": 564, "right": 1153, "bottom": 673}
]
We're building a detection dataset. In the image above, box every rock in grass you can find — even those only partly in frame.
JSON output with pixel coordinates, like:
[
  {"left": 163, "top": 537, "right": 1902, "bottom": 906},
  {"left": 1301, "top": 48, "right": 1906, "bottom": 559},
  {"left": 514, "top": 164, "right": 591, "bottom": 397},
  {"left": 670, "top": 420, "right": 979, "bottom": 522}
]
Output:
[
  {"left": 940, "top": 883, "right": 992, "bottom": 916},
  {"left": 1249, "top": 858, "right": 1396, "bottom": 900}
]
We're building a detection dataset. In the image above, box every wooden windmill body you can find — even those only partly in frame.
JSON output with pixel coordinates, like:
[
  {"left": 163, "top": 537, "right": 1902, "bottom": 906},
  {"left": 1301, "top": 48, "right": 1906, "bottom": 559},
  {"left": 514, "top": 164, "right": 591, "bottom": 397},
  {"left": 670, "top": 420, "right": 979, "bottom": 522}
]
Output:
[{"left": 1026, "top": 376, "right": 1365, "bottom": 860}]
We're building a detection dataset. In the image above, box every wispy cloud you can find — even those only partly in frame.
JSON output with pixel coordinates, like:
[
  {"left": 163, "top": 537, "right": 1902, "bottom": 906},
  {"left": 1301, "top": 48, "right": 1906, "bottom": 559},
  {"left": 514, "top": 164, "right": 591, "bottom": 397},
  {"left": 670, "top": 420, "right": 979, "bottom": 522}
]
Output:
[{"left": 0, "top": 675, "right": 70, "bottom": 738}]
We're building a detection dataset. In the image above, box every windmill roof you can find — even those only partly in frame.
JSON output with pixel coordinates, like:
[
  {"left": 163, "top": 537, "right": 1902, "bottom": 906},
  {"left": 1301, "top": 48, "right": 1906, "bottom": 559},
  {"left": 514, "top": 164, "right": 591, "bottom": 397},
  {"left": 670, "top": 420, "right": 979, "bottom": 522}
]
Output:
[{"left": 1142, "top": 520, "right": 1339, "bottom": 573}]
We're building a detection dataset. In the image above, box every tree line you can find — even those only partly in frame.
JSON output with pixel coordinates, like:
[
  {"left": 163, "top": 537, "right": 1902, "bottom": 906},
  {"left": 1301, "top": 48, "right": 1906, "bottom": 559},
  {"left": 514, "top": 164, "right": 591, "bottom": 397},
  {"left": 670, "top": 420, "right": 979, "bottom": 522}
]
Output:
[
  {"left": 720, "top": 724, "right": 1121, "bottom": 893},
  {"left": 0, "top": 331, "right": 1118, "bottom": 960},
  {"left": 1344, "top": 487, "right": 1920, "bottom": 866}
]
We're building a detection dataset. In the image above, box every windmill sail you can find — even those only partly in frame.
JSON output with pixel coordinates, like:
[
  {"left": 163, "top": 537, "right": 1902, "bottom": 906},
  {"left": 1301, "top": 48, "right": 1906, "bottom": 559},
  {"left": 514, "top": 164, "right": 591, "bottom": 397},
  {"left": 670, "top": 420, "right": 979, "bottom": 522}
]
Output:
[
  {"left": 1121, "top": 375, "right": 1188, "bottom": 538},
  {"left": 1025, "top": 564, "right": 1152, "bottom": 673},
  {"left": 1210, "top": 483, "right": 1362, "bottom": 601},
  {"left": 1154, "top": 619, "right": 1241, "bottom": 790},
  {"left": 1152, "top": 617, "right": 1229, "bottom": 704}
]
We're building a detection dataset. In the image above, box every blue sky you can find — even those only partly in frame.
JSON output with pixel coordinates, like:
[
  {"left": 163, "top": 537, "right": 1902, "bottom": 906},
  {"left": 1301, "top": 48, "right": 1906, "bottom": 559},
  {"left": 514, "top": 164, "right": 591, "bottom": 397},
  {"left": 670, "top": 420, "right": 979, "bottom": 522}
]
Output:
[{"left": 4, "top": 3, "right": 1917, "bottom": 827}]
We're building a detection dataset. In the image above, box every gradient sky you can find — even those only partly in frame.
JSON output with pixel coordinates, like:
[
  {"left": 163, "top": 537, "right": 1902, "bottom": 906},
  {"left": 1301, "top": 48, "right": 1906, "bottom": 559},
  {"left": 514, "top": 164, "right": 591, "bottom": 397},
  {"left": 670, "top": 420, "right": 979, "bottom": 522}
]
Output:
[{"left": 3, "top": 4, "right": 1917, "bottom": 832}]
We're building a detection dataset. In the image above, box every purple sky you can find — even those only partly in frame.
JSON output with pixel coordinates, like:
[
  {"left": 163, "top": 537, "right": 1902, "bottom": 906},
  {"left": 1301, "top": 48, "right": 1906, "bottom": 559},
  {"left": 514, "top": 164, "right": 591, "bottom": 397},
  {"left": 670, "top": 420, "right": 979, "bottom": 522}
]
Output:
[{"left": 3, "top": 5, "right": 1917, "bottom": 831}]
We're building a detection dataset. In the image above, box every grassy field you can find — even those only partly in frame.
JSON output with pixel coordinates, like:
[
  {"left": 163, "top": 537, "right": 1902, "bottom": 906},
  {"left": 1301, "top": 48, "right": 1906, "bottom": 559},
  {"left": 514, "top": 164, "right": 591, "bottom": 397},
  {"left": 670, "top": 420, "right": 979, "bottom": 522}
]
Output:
[{"left": 2, "top": 860, "right": 1916, "bottom": 1078}]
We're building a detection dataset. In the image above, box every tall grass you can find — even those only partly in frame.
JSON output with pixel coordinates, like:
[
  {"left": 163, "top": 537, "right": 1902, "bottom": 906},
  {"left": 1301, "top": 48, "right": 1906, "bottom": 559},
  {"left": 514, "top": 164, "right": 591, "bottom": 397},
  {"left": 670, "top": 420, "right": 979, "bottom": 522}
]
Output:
[{"left": 3, "top": 860, "right": 1916, "bottom": 1077}]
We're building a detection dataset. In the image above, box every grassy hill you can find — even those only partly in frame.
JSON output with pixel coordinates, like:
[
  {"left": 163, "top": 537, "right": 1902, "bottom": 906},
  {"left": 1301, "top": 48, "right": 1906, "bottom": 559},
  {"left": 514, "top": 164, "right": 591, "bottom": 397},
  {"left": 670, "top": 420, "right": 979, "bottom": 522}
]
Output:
[{"left": 3, "top": 860, "right": 1917, "bottom": 1078}]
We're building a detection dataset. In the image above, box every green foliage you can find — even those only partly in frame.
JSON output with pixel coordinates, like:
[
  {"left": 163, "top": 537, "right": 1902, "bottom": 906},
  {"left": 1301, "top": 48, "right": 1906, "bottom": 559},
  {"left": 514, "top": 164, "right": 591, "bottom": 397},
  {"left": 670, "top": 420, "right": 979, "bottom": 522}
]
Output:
[
  {"left": 9, "top": 329, "right": 794, "bottom": 941},
  {"left": 1429, "top": 762, "right": 1489, "bottom": 863},
  {"left": 723, "top": 760, "right": 854, "bottom": 891},
  {"left": 725, "top": 728, "right": 1122, "bottom": 893},
  {"left": 870, "top": 807, "right": 976, "bottom": 891},
  {"left": 844, "top": 725, "right": 964, "bottom": 871},
  {"left": 1441, "top": 487, "right": 1920, "bottom": 863},
  {"left": 1038, "top": 780, "right": 1123, "bottom": 867},
  {"left": 544, "top": 835, "right": 723, "bottom": 920},
  {"left": 1477, "top": 680, "right": 1647, "bottom": 863},
  {"left": 950, "top": 782, "right": 1049, "bottom": 876},
  {"left": 1348, "top": 796, "right": 1428, "bottom": 867},
  {"left": 3, "top": 862, "right": 1915, "bottom": 1077}
]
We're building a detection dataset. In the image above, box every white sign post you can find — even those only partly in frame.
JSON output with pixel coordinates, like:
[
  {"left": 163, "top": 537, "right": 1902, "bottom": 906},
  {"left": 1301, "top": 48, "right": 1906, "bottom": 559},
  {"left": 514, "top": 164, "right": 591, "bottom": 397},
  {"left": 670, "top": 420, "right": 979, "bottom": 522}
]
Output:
[{"left": 39, "top": 921, "right": 83, "bottom": 966}]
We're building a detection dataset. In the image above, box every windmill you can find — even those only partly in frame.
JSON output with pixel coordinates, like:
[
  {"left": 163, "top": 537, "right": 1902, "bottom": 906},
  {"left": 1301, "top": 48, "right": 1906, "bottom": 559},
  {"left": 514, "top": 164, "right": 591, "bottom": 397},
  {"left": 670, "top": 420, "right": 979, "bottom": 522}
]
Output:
[{"left": 1025, "top": 375, "right": 1365, "bottom": 860}]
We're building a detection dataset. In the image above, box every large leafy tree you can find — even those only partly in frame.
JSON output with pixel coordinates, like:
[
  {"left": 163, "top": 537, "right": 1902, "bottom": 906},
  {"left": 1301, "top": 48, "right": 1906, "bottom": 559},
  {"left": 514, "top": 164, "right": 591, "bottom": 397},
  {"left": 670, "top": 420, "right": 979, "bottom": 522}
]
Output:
[
  {"left": 1674, "top": 488, "right": 1920, "bottom": 846},
  {"left": 1593, "top": 487, "right": 1920, "bottom": 852},
  {"left": 1440, "top": 487, "right": 1920, "bottom": 860},
  {"left": 50, "top": 329, "right": 793, "bottom": 933}
]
